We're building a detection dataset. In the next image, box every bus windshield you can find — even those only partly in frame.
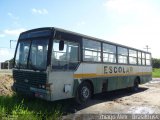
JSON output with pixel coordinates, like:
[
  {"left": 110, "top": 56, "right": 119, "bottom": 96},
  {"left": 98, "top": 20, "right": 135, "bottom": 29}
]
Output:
[{"left": 14, "top": 39, "right": 49, "bottom": 70}]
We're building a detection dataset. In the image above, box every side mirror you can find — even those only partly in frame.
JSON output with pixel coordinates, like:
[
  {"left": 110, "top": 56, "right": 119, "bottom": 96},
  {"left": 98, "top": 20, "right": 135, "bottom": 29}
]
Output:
[{"left": 59, "top": 40, "right": 64, "bottom": 51}]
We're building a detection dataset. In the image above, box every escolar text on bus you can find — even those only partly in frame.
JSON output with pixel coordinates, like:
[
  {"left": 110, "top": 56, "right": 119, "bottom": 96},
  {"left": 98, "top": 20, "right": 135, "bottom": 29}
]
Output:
[{"left": 104, "top": 66, "right": 133, "bottom": 74}]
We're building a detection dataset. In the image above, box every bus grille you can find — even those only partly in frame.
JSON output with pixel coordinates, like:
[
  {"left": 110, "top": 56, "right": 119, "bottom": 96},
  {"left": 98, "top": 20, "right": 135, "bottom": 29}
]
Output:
[{"left": 13, "top": 70, "right": 47, "bottom": 87}]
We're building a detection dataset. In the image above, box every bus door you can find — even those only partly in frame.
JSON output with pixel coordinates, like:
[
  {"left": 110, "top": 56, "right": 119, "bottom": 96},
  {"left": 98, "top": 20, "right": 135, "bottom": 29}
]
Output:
[{"left": 49, "top": 39, "right": 80, "bottom": 100}]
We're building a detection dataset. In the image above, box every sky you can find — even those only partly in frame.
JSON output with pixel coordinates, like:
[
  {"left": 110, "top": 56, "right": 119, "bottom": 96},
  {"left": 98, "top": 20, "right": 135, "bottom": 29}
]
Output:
[{"left": 0, "top": 0, "right": 160, "bottom": 62}]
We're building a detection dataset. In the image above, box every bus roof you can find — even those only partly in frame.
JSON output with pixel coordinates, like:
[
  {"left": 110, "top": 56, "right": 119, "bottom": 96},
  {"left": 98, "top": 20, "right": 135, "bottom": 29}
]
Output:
[
  {"left": 20, "top": 27, "right": 151, "bottom": 54},
  {"left": 54, "top": 27, "right": 151, "bottom": 54}
]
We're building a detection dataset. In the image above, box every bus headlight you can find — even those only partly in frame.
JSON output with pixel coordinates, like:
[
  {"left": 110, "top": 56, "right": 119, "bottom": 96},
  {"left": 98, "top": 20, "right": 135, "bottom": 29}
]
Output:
[
  {"left": 45, "top": 83, "right": 52, "bottom": 90},
  {"left": 42, "top": 85, "right": 45, "bottom": 89},
  {"left": 38, "top": 83, "right": 52, "bottom": 90}
]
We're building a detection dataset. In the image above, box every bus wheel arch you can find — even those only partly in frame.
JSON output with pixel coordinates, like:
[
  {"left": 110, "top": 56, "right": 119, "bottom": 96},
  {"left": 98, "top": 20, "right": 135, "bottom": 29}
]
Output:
[{"left": 75, "top": 80, "right": 94, "bottom": 104}]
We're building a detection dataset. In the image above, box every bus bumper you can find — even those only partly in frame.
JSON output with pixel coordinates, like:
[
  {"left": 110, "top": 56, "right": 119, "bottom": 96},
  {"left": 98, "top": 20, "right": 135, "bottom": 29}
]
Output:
[
  {"left": 12, "top": 83, "right": 51, "bottom": 101},
  {"left": 12, "top": 83, "right": 34, "bottom": 98}
]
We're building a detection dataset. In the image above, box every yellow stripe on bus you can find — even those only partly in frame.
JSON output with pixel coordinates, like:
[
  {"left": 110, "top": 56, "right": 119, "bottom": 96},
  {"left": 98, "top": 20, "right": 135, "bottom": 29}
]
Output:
[{"left": 73, "top": 72, "right": 152, "bottom": 79}]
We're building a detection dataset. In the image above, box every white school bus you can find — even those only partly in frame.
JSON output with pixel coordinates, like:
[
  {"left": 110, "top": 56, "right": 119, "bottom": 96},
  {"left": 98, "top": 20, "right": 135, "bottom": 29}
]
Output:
[{"left": 12, "top": 27, "right": 152, "bottom": 104}]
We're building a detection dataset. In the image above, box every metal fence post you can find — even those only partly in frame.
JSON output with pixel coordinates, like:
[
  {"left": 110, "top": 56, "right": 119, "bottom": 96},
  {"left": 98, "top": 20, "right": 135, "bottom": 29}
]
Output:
[{"left": 8, "top": 61, "right": 10, "bottom": 70}]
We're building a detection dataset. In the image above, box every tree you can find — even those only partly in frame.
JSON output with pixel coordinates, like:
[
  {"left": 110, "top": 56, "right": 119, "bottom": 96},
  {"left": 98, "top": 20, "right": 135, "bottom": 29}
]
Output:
[{"left": 152, "top": 58, "right": 160, "bottom": 68}]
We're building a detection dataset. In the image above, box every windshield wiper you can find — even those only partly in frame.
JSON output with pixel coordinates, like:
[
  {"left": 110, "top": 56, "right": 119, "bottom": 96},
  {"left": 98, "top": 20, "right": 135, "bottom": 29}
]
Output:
[
  {"left": 17, "top": 63, "right": 27, "bottom": 69},
  {"left": 28, "top": 60, "right": 37, "bottom": 71},
  {"left": 29, "top": 63, "right": 38, "bottom": 71}
]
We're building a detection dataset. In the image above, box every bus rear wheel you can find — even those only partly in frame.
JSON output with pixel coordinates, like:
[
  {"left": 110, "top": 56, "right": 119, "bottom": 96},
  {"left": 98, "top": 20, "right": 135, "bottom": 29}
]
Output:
[
  {"left": 131, "top": 78, "right": 139, "bottom": 92},
  {"left": 76, "top": 82, "right": 92, "bottom": 105}
]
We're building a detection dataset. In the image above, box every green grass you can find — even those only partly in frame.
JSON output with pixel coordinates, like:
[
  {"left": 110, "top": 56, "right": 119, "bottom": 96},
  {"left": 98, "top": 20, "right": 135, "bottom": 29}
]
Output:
[
  {"left": 152, "top": 68, "right": 160, "bottom": 78},
  {"left": 0, "top": 94, "right": 64, "bottom": 120}
]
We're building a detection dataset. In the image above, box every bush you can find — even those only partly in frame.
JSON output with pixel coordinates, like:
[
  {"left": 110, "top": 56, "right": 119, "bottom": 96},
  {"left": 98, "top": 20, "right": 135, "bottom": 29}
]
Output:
[{"left": 0, "top": 94, "right": 62, "bottom": 120}]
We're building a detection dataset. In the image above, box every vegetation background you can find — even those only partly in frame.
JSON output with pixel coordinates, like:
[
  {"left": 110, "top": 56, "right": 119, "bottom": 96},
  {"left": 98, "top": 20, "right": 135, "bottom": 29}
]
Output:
[{"left": 152, "top": 58, "right": 160, "bottom": 78}]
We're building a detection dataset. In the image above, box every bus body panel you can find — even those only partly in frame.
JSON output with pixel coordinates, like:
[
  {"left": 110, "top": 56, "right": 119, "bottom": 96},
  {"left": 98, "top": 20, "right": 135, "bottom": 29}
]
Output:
[
  {"left": 73, "top": 63, "right": 152, "bottom": 94},
  {"left": 13, "top": 63, "right": 152, "bottom": 101},
  {"left": 48, "top": 71, "right": 74, "bottom": 101}
]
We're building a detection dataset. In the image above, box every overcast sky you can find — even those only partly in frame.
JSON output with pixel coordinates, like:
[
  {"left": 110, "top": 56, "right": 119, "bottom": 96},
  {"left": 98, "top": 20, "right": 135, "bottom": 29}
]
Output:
[{"left": 0, "top": 0, "right": 160, "bottom": 62}]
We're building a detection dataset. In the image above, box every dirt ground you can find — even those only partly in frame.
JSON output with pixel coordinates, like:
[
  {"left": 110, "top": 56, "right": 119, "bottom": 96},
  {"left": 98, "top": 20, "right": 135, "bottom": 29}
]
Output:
[
  {"left": 64, "top": 78, "right": 160, "bottom": 119},
  {"left": 80, "top": 78, "right": 160, "bottom": 114},
  {"left": 0, "top": 75, "right": 13, "bottom": 96}
]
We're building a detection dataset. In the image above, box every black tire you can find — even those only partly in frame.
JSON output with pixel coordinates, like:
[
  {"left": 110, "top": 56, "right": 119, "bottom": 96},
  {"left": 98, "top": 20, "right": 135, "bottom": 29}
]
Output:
[
  {"left": 131, "top": 78, "right": 139, "bottom": 92},
  {"left": 75, "top": 82, "right": 92, "bottom": 105}
]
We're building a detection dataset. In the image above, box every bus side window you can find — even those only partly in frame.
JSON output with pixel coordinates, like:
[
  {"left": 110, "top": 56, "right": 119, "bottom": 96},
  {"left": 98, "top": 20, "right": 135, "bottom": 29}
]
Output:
[
  {"left": 83, "top": 38, "right": 101, "bottom": 62},
  {"left": 69, "top": 45, "right": 78, "bottom": 61},
  {"left": 68, "top": 42, "right": 79, "bottom": 69},
  {"left": 52, "top": 39, "right": 79, "bottom": 70},
  {"left": 103, "top": 43, "right": 116, "bottom": 63},
  {"left": 146, "top": 53, "right": 151, "bottom": 65},
  {"left": 129, "top": 49, "right": 137, "bottom": 65},
  {"left": 138, "top": 51, "right": 142, "bottom": 65},
  {"left": 52, "top": 40, "right": 67, "bottom": 69},
  {"left": 118, "top": 47, "right": 128, "bottom": 64},
  {"left": 142, "top": 52, "right": 146, "bottom": 65}
]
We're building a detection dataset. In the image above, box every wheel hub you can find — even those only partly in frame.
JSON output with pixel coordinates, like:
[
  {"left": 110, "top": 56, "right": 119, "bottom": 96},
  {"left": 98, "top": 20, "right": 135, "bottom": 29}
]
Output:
[{"left": 82, "top": 86, "right": 90, "bottom": 99}]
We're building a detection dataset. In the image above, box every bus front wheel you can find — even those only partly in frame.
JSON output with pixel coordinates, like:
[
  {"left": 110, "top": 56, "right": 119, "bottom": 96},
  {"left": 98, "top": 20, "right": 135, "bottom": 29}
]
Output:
[{"left": 76, "top": 82, "right": 92, "bottom": 104}]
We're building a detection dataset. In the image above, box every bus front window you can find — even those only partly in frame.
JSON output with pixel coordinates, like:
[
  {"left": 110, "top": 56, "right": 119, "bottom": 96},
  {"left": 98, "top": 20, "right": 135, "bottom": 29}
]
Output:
[
  {"left": 28, "top": 39, "right": 49, "bottom": 70},
  {"left": 14, "top": 39, "right": 49, "bottom": 70},
  {"left": 15, "top": 41, "right": 31, "bottom": 69}
]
